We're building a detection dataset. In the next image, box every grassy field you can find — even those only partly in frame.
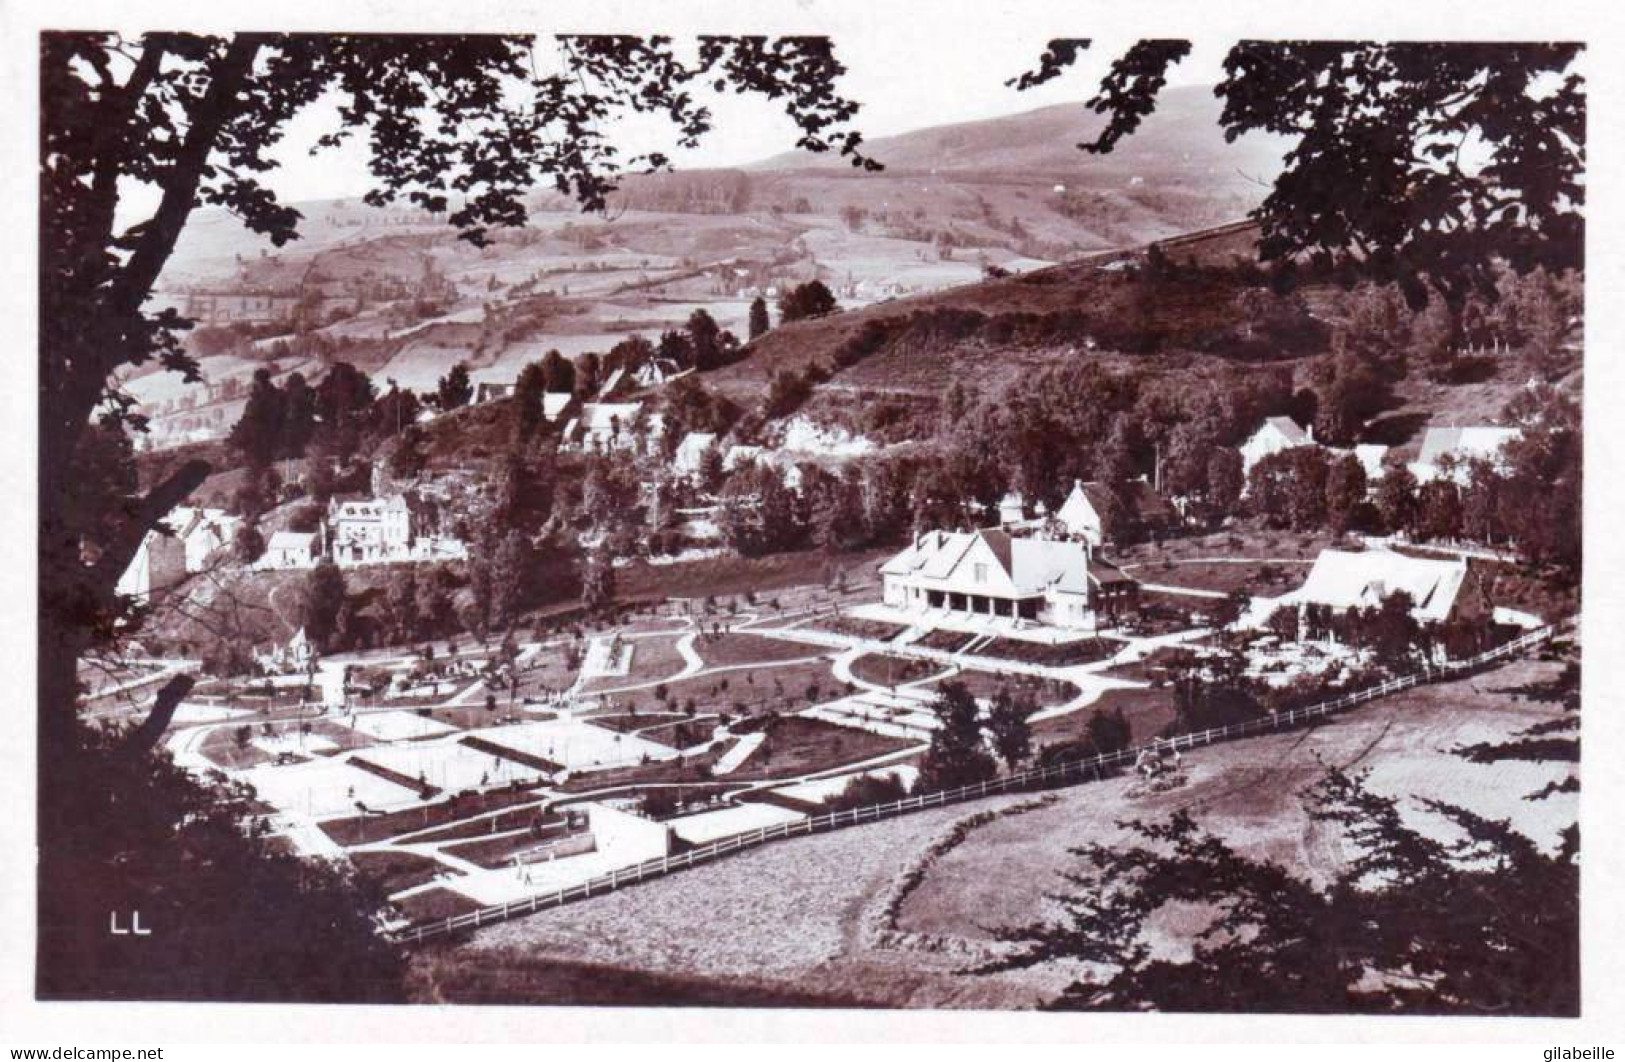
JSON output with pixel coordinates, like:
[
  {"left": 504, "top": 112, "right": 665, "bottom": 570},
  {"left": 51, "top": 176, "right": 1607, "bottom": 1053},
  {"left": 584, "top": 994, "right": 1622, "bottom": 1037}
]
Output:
[
  {"left": 350, "top": 850, "right": 451, "bottom": 894},
  {"left": 412, "top": 652, "right": 1574, "bottom": 1008},
  {"left": 614, "top": 660, "right": 840, "bottom": 719},
  {"left": 916, "top": 668, "right": 1080, "bottom": 709},
  {"left": 690, "top": 632, "right": 828, "bottom": 668},
  {"left": 848, "top": 653, "right": 941, "bottom": 688},
  {"left": 579, "top": 635, "right": 687, "bottom": 693},
  {"left": 727, "top": 717, "right": 917, "bottom": 782}
]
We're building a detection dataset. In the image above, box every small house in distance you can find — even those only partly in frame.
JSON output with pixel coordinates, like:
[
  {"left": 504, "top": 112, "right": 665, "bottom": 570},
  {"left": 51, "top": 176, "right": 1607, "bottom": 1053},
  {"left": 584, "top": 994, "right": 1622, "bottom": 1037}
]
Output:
[
  {"left": 1053, "top": 479, "right": 1178, "bottom": 546},
  {"left": 1279, "top": 548, "right": 1488, "bottom": 626},
  {"left": 262, "top": 530, "right": 321, "bottom": 569},
  {"left": 673, "top": 432, "right": 718, "bottom": 476},
  {"left": 561, "top": 401, "right": 644, "bottom": 453},
  {"left": 1240, "top": 416, "right": 1315, "bottom": 475},
  {"left": 1407, "top": 426, "right": 1520, "bottom": 484},
  {"left": 879, "top": 528, "right": 1138, "bottom": 632},
  {"left": 328, "top": 495, "right": 414, "bottom": 564}
]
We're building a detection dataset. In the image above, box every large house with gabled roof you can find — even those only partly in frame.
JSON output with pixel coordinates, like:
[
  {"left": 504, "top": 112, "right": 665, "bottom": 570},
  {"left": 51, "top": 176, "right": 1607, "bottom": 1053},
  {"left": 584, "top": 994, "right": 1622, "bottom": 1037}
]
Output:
[{"left": 880, "top": 527, "right": 1138, "bottom": 631}]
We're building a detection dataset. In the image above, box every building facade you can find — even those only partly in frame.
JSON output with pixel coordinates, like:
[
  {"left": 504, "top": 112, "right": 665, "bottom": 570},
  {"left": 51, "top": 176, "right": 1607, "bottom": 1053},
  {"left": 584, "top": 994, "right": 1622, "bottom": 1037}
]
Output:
[{"left": 879, "top": 528, "right": 1139, "bottom": 631}]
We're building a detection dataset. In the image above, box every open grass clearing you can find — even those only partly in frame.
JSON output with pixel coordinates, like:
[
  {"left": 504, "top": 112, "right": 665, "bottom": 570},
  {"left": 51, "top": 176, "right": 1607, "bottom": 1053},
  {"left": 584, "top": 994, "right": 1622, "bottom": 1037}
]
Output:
[
  {"left": 351, "top": 849, "right": 453, "bottom": 894},
  {"left": 602, "top": 660, "right": 842, "bottom": 720},
  {"left": 727, "top": 716, "right": 918, "bottom": 782},
  {"left": 690, "top": 632, "right": 828, "bottom": 668}
]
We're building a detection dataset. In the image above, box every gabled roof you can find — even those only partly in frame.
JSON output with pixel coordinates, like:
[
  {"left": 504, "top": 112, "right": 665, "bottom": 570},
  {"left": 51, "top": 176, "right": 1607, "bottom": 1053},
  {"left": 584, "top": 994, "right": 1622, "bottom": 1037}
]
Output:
[
  {"left": 267, "top": 530, "right": 317, "bottom": 551},
  {"left": 542, "top": 392, "right": 573, "bottom": 419},
  {"left": 1056, "top": 480, "right": 1100, "bottom": 530},
  {"left": 1261, "top": 416, "right": 1313, "bottom": 446},
  {"left": 1416, "top": 426, "right": 1519, "bottom": 467},
  {"left": 881, "top": 528, "right": 1121, "bottom": 599},
  {"left": 1292, "top": 548, "right": 1468, "bottom": 623}
]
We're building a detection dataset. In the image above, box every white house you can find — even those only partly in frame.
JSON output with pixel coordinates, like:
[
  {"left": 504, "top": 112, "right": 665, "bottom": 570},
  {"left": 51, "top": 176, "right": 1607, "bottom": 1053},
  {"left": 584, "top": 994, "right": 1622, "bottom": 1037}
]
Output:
[
  {"left": 879, "top": 528, "right": 1138, "bottom": 632},
  {"left": 116, "top": 507, "right": 242, "bottom": 601},
  {"left": 1054, "top": 481, "right": 1104, "bottom": 544},
  {"left": 541, "top": 392, "right": 574, "bottom": 422},
  {"left": 997, "top": 491, "right": 1028, "bottom": 527},
  {"left": 328, "top": 495, "right": 414, "bottom": 564},
  {"left": 722, "top": 444, "right": 764, "bottom": 471},
  {"left": 1280, "top": 548, "right": 1485, "bottom": 625},
  {"left": 674, "top": 432, "right": 718, "bottom": 476},
  {"left": 1240, "top": 416, "right": 1315, "bottom": 475},
  {"left": 262, "top": 530, "right": 321, "bottom": 569},
  {"left": 1407, "top": 426, "right": 1520, "bottom": 484},
  {"left": 563, "top": 401, "right": 643, "bottom": 452},
  {"left": 1051, "top": 479, "right": 1178, "bottom": 545}
]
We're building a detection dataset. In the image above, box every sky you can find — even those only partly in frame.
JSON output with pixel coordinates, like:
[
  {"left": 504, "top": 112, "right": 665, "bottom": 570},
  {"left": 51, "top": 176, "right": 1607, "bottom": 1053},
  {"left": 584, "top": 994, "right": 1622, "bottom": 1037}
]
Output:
[{"left": 251, "top": 33, "right": 1231, "bottom": 206}]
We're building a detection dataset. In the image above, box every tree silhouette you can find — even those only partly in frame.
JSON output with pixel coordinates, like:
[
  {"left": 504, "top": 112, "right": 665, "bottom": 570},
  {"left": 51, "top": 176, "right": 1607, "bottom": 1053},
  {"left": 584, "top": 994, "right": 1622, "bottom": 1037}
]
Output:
[
  {"left": 40, "top": 30, "right": 876, "bottom": 999},
  {"left": 1012, "top": 41, "right": 1583, "bottom": 309}
]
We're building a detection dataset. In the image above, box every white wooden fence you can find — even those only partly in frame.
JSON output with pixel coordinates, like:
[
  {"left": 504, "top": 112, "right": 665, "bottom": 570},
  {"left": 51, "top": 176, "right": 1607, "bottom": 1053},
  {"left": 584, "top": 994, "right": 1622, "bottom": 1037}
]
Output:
[{"left": 393, "top": 625, "right": 1555, "bottom": 944}]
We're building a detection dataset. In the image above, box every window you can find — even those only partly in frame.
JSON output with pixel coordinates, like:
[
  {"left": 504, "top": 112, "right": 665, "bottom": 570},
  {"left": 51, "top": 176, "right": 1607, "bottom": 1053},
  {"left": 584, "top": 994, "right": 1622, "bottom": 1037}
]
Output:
[{"left": 973, "top": 563, "right": 988, "bottom": 584}]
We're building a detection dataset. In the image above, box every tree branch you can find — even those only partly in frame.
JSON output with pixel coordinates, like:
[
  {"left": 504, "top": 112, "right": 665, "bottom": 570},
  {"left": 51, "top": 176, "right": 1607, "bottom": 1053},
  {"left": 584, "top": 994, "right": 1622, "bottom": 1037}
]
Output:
[
  {"left": 109, "top": 34, "right": 264, "bottom": 322},
  {"left": 89, "top": 459, "right": 212, "bottom": 592},
  {"left": 119, "top": 673, "right": 196, "bottom": 755}
]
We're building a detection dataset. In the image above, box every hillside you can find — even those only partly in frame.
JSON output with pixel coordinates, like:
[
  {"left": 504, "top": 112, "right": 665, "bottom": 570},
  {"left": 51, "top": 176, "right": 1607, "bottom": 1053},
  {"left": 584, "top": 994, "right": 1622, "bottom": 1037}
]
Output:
[
  {"left": 130, "top": 90, "right": 1292, "bottom": 453},
  {"left": 758, "top": 86, "right": 1283, "bottom": 182}
]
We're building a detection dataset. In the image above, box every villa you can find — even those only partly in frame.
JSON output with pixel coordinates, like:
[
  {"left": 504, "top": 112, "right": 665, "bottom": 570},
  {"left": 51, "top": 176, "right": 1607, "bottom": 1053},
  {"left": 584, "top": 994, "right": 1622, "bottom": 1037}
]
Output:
[
  {"left": 328, "top": 495, "right": 415, "bottom": 564},
  {"left": 879, "top": 527, "right": 1139, "bottom": 631}
]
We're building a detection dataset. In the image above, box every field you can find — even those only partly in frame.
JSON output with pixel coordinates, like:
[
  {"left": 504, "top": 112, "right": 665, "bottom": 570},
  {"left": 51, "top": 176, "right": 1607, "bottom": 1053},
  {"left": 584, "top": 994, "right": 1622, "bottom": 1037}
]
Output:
[
  {"left": 614, "top": 660, "right": 840, "bottom": 719},
  {"left": 848, "top": 653, "right": 941, "bottom": 688},
  {"left": 689, "top": 632, "right": 827, "bottom": 668},
  {"left": 726, "top": 717, "right": 917, "bottom": 781},
  {"left": 411, "top": 652, "right": 1574, "bottom": 1007}
]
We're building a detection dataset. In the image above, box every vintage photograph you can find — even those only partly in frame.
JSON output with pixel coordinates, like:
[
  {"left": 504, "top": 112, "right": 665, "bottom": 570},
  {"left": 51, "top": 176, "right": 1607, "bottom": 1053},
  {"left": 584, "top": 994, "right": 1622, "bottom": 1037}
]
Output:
[{"left": 37, "top": 20, "right": 1583, "bottom": 1015}]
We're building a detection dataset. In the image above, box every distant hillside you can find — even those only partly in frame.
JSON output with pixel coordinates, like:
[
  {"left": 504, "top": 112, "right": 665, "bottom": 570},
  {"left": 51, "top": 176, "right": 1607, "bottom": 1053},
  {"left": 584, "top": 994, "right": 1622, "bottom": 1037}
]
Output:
[{"left": 755, "top": 86, "right": 1284, "bottom": 184}]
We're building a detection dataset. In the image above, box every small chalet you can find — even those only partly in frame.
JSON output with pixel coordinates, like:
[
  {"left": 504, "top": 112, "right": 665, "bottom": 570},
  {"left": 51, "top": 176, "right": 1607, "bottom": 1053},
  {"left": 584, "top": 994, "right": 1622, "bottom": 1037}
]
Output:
[
  {"left": 880, "top": 528, "right": 1138, "bottom": 632},
  {"left": 1240, "top": 416, "right": 1315, "bottom": 475},
  {"left": 1283, "top": 548, "right": 1487, "bottom": 625}
]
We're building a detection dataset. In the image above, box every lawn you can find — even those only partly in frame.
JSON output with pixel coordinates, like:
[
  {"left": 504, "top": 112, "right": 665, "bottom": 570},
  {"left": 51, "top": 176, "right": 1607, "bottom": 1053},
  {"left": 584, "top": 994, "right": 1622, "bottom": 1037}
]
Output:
[
  {"left": 607, "top": 660, "right": 841, "bottom": 720},
  {"left": 350, "top": 850, "right": 453, "bottom": 894},
  {"left": 403, "top": 804, "right": 559, "bottom": 844},
  {"left": 197, "top": 718, "right": 374, "bottom": 769},
  {"left": 318, "top": 785, "right": 544, "bottom": 847},
  {"left": 579, "top": 635, "right": 688, "bottom": 693},
  {"left": 976, "top": 637, "right": 1118, "bottom": 667},
  {"left": 1031, "top": 686, "right": 1177, "bottom": 747},
  {"left": 848, "top": 652, "right": 941, "bottom": 688},
  {"left": 917, "top": 669, "right": 1080, "bottom": 709},
  {"left": 553, "top": 749, "right": 729, "bottom": 795},
  {"left": 443, "top": 822, "right": 587, "bottom": 869},
  {"left": 793, "top": 614, "right": 910, "bottom": 642},
  {"left": 690, "top": 632, "right": 827, "bottom": 668},
  {"left": 727, "top": 716, "right": 918, "bottom": 782},
  {"left": 394, "top": 887, "right": 481, "bottom": 924}
]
